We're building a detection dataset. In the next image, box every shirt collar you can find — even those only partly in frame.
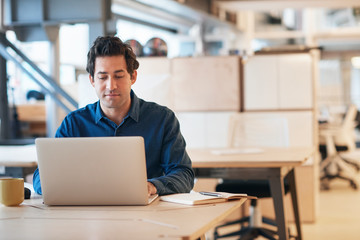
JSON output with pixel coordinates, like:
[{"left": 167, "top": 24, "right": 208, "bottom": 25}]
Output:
[
  {"left": 94, "top": 101, "right": 103, "bottom": 124},
  {"left": 94, "top": 90, "right": 140, "bottom": 124},
  {"left": 128, "top": 90, "right": 140, "bottom": 123}
]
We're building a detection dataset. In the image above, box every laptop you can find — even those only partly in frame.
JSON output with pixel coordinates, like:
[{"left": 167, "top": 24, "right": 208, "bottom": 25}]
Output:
[{"left": 35, "top": 136, "right": 158, "bottom": 206}]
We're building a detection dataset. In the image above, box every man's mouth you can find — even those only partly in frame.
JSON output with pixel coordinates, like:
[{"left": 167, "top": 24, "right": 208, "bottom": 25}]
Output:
[{"left": 105, "top": 93, "right": 120, "bottom": 97}]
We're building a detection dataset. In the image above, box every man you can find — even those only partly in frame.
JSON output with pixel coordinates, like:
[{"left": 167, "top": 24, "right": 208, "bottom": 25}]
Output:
[{"left": 33, "top": 36, "right": 194, "bottom": 196}]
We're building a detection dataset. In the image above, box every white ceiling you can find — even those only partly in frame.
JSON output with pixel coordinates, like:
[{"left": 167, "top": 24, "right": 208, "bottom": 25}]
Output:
[
  {"left": 215, "top": 0, "right": 360, "bottom": 11},
  {"left": 112, "top": 0, "right": 239, "bottom": 34}
]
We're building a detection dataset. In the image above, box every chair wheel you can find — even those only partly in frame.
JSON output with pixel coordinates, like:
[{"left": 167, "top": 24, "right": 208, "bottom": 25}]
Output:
[
  {"left": 350, "top": 181, "right": 358, "bottom": 190},
  {"left": 213, "top": 229, "right": 219, "bottom": 240},
  {"left": 320, "top": 180, "right": 330, "bottom": 191},
  {"left": 288, "top": 229, "right": 298, "bottom": 240}
]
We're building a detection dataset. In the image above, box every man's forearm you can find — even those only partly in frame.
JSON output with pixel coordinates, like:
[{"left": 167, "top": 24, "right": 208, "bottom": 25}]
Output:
[{"left": 148, "top": 168, "right": 194, "bottom": 195}]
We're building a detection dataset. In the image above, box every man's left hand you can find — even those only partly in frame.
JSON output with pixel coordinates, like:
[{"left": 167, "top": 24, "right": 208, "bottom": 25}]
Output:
[{"left": 147, "top": 182, "right": 157, "bottom": 196}]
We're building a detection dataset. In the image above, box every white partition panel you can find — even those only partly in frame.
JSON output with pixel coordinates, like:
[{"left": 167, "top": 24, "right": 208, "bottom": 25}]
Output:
[
  {"left": 241, "top": 111, "right": 313, "bottom": 147},
  {"left": 278, "top": 54, "right": 313, "bottom": 109},
  {"left": 172, "top": 56, "right": 241, "bottom": 111},
  {"left": 177, "top": 112, "right": 234, "bottom": 149},
  {"left": 244, "top": 56, "right": 278, "bottom": 110},
  {"left": 134, "top": 57, "right": 173, "bottom": 109},
  {"left": 244, "top": 53, "right": 313, "bottom": 110}
]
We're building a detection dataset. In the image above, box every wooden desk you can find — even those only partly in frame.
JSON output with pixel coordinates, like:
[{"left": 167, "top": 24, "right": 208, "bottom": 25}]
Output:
[
  {"left": 16, "top": 103, "right": 47, "bottom": 137},
  {"left": 0, "top": 145, "right": 37, "bottom": 178},
  {"left": 188, "top": 147, "right": 314, "bottom": 240},
  {"left": 0, "top": 145, "right": 37, "bottom": 167},
  {"left": 0, "top": 197, "right": 246, "bottom": 240}
]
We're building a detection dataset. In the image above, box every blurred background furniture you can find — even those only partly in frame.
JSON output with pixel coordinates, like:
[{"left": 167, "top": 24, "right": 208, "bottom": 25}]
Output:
[
  {"left": 319, "top": 104, "right": 360, "bottom": 189},
  {"left": 16, "top": 102, "right": 47, "bottom": 138},
  {"left": 214, "top": 113, "right": 293, "bottom": 240},
  {"left": 319, "top": 130, "right": 358, "bottom": 190},
  {"left": 0, "top": 143, "right": 37, "bottom": 181},
  {"left": 319, "top": 104, "right": 358, "bottom": 153}
]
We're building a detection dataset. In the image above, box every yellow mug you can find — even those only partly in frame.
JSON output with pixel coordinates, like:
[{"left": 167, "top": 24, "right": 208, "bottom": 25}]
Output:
[{"left": 0, "top": 178, "right": 24, "bottom": 206}]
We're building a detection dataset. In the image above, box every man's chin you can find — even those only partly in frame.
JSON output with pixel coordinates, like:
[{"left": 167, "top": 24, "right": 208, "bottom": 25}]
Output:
[
  {"left": 103, "top": 104, "right": 119, "bottom": 109},
  {"left": 100, "top": 100, "right": 120, "bottom": 109}
]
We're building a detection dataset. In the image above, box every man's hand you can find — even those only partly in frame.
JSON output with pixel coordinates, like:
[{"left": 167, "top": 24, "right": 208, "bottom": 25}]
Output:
[{"left": 147, "top": 182, "right": 157, "bottom": 196}]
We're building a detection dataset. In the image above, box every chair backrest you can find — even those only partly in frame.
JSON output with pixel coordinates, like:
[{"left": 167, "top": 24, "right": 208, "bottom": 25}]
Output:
[
  {"left": 320, "top": 130, "right": 338, "bottom": 157},
  {"left": 334, "top": 104, "right": 358, "bottom": 150},
  {"left": 341, "top": 104, "right": 358, "bottom": 130},
  {"left": 228, "top": 113, "right": 290, "bottom": 148}
]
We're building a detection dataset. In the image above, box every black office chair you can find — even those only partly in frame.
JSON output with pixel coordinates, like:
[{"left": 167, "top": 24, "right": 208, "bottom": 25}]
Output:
[
  {"left": 213, "top": 179, "right": 291, "bottom": 240},
  {"left": 213, "top": 113, "right": 293, "bottom": 240}
]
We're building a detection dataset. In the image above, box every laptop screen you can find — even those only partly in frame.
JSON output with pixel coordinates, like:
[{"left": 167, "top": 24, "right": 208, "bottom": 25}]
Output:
[{"left": 36, "top": 136, "right": 154, "bottom": 205}]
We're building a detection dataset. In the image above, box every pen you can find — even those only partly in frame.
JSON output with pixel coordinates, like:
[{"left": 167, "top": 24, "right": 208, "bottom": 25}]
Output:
[{"left": 199, "top": 192, "right": 223, "bottom": 197}]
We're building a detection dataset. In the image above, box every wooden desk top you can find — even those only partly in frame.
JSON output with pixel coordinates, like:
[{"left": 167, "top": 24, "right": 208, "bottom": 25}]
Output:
[
  {"left": 0, "top": 197, "right": 246, "bottom": 240},
  {"left": 0, "top": 144, "right": 37, "bottom": 167},
  {"left": 188, "top": 147, "right": 314, "bottom": 168}
]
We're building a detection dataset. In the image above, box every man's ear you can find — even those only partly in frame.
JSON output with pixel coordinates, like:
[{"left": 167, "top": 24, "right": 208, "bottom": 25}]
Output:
[
  {"left": 89, "top": 74, "right": 95, "bottom": 87},
  {"left": 130, "top": 70, "right": 137, "bottom": 85}
]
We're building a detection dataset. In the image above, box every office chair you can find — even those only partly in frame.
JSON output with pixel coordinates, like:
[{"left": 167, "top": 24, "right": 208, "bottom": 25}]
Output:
[
  {"left": 214, "top": 113, "right": 293, "bottom": 240},
  {"left": 319, "top": 130, "right": 359, "bottom": 190},
  {"left": 319, "top": 104, "right": 360, "bottom": 168},
  {"left": 335, "top": 105, "right": 360, "bottom": 172},
  {"left": 319, "top": 104, "right": 360, "bottom": 190},
  {"left": 214, "top": 179, "right": 291, "bottom": 240}
]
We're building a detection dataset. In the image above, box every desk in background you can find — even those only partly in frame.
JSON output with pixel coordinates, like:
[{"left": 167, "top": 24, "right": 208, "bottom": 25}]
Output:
[
  {"left": 16, "top": 103, "right": 46, "bottom": 137},
  {"left": 0, "top": 144, "right": 37, "bottom": 178},
  {"left": 188, "top": 147, "right": 314, "bottom": 240},
  {"left": 0, "top": 197, "right": 246, "bottom": 240}
]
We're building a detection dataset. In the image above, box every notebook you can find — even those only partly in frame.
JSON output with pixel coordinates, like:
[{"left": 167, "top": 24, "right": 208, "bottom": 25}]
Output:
[
  {"left": 35, "top": 137, "right": 158, "bottom": 206},
  {"left": 160, "top": 191, "right": 256, "bottom": 205}
]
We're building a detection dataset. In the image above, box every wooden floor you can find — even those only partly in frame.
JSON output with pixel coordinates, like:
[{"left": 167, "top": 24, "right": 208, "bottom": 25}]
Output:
[
  {"left": 299, "top": 178, "right": 360, "bottom": 240},
  {"left": 207, "top": 177, "right": 360, "bottom": 240}
]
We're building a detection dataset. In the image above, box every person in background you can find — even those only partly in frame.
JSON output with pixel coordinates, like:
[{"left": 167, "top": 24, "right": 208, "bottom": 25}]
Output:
[{"left": 33, "top": 36, "right": 194, "bottom": 196}]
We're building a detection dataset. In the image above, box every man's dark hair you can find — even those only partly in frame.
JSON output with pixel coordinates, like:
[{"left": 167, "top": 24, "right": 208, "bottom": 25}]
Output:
[{"left": 86, "top": 36, "right": 139, "bottom": 78}]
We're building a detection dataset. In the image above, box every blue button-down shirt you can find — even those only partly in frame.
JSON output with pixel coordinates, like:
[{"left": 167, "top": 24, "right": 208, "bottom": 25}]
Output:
[{"left": 33, "top": 91, "right": 194, "bottom": 195}]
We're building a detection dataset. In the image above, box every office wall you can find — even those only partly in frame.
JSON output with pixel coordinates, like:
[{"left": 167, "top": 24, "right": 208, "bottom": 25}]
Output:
[{"left": 134, "top": 56, "right": 242, "bottom": 112}]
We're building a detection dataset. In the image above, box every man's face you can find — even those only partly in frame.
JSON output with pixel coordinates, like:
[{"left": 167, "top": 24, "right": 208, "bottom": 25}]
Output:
[{"left": 90, "top": 55, "right": 137, "bottom": 112}]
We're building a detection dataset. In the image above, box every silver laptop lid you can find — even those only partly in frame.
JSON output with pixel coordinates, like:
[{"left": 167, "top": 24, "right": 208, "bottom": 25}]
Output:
[{"left": 36, "top": 136, "right": 151, "bottom": 206}]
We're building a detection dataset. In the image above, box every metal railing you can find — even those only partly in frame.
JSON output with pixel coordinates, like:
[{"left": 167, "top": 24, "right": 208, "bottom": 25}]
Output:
[{"left": 0, "top": 37, "right": 78, "bottom": 113}]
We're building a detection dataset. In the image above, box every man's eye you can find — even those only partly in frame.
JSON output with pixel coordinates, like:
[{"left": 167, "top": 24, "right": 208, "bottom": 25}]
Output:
[
  {"left": 98, "top": 76, "right": 107, "bottom": 80},
  {"left": 115, "top": 75, "right": 124, "bottom": 79}
]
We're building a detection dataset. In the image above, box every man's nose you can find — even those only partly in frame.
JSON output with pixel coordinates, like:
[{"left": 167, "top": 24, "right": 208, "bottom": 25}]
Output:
[{"left": 107, "top": 78, "right": 116, "bottom": 90}]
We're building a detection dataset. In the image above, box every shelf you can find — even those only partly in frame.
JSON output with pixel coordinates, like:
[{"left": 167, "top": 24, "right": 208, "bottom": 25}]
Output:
[
  {"left": 314, "top": 27, "right": 360, "bottom": 40},
  {"left": 253, "top": 30, "right": 306, "bottom": 39}
]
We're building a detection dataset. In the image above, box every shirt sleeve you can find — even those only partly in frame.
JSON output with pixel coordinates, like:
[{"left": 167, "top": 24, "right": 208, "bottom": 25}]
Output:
[
  {"left": 148, "top": 111, "right": 195, "bottom": 195},
  {"left": 32, "top": 168, "right": 42, "bottom": 195}
]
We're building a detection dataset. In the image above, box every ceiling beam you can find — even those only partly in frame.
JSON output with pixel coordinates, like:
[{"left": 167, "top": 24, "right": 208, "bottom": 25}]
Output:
[{"left": 215, "top": 0, "right": 360, "bottom": 11}]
